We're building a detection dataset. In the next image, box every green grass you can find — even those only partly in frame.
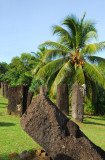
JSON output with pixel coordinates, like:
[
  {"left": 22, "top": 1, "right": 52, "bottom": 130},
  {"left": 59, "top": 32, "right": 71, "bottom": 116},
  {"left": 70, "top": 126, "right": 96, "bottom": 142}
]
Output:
[
  {"left": 0, "top": 89, "right": 40, "bottom": 160},
  {"left": 68, "top": 114, "right": 105, "bottom": 151},
  {"left": 0, "top": 89, "right": 105, "bottom": 160},
  {"left": 77, "top": 116, "right": 105, "bottom": 150}
]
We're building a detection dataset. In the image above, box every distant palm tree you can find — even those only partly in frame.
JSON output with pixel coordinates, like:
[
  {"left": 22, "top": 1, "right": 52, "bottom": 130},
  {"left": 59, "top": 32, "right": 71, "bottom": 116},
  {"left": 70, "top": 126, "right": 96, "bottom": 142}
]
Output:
[
  {"left": 32, "top": 46, "right": 48, "bottom": 75},
  {"left": 36, "top": 13, "right": 105, "bottom": 99}
]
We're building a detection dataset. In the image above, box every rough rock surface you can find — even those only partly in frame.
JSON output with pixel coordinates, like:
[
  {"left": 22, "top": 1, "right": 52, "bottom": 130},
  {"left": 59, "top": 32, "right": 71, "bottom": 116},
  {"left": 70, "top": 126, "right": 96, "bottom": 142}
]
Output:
[
  {"left": 1, "top": 82, "right": 8, "bottom": 98},
  {"left": 3, "top": 82, "right": 8, "bottom": 98},
  {"left": 27, "top": 91, "right": 34, "bottom": 108},
  {"left": 1, "top": 82, "right": 4, "bottom": 97},
  {"left": 40, "top": 85, "right": 47, "bottom": 96},
  {"left": 56, "top": 84, "right": 69, "bottom": 115},
  {"left": 20, "top": 94, "right": 105, "bottom": 160},
  {"left": 7, "top": 85, "right": 29, "bottom": 116},
  {"left": 72, "top": 83, "right": 85, "bottom": 122}
]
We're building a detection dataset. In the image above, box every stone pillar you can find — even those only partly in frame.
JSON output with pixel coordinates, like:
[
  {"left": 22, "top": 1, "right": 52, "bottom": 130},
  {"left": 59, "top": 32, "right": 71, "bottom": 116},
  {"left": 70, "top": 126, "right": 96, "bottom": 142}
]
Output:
[
  {"left": 72, "top": 83, "right": 86, "bottom": 122},
  {"left": 3, "top": 82, "right": 8, "bottom": 98},
  {"left": 27, "top": 91, "right": 34, "bottom": 108},
  {"left": 7, "top": 85, "right": 29, "bottom": 117},
  {"left": 40, "top": 85, "right": 47, "bottom": 96},
  {"left": 1, "top": 82, "right": 4, "bottom": 97},
  {"left": 56, "top": 84, "right": 69, "bottom": 115},
  {"left": 20, "top": 94, "right": 105, "bottom": 160}
]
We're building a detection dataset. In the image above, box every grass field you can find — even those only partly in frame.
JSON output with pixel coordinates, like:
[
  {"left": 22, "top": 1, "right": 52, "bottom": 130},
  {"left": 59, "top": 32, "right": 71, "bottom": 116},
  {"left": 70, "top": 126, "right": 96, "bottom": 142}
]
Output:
[
  {"left": 74, "top": 115, "right": 105, "bottom": 150},
  {"left": 0, "top": 90, "right": 40, "bottom": 160},
  {"left": 0, "top": 89, "right": 105, "bottom": 160}
]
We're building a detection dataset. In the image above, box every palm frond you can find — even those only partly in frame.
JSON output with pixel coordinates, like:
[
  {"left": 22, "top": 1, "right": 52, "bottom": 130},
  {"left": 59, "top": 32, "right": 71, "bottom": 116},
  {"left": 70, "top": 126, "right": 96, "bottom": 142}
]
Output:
[
  {"left": 62, "top": 14, "right": 77, "bottom": 37},
  {"left": 80, "top": 42, "right": 105, "bottom": 56},
  {"left": 78, "top": 20, "right": 97, "bottom": 48},
  {"left": 36, "top": 58, "right": 67, "bottom": 82},
  {"left": 52, "top": 25, "right": 73, "bottom": 48},
  {"left": 42, "top": 49, "right": 69, "bottom": 62},
  {"left": 85, "top": 75, "right": 98, "bottom": 103},
  {"left": 39, "top": 41, "right": 69, "bottom": 50},
  {"left": 50, "top": 60, "right": 75, "bottom": 97},
  {"left": 83, "top": 62, "right": 105, "bottom": 88},
  {"left": 52, "top": 25, "right": 71, "bottom": 40},
  {"left": 86, "top": 56, "right": 105, "bottom": 64},
  {"left": 32, "top": 62, "right": 44, "bottom": 75},
  {"left": 47, "top": 70, "right": 59, "bottom": 92},
  {"left": 83, "top": 21, "right": 97, "bottom": 34},
  {"left": 81, "top": 12, "right": 86, "bottom": 24},
  {"left": 85, "top": 31, "right": 98, "bottom": 43},
  {"left": 73, "top": 65, "right": 85, "bottom": 85}
]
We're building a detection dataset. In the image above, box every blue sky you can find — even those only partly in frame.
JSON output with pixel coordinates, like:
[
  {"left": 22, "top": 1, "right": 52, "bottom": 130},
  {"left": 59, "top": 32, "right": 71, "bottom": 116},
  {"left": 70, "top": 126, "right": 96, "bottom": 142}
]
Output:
[{"left": 0, "top": 0, "right": 105, "bottom": 63}]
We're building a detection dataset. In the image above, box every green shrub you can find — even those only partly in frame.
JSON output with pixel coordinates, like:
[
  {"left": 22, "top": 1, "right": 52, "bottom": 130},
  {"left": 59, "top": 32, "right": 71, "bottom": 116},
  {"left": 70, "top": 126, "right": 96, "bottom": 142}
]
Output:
[
  {"left": 84, "top": 99, "right": 95, "bottom": 115},
  {"left": 29, "top": 78, "right": 45, "bottom": 93}
]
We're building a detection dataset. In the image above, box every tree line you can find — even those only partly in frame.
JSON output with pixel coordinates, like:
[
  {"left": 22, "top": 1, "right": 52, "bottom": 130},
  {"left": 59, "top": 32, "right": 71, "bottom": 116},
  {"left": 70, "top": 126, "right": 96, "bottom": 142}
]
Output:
[{"left": 0, "top": 13, "right": 105, "bottom": 115}]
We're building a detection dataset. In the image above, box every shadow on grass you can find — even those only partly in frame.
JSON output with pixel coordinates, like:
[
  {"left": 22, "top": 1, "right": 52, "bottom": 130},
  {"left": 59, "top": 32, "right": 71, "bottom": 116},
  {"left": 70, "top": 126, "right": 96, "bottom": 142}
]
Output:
[
  {"left": 0, "top": 103, "right": 8, "bottom": 105},
  {"left": 83, "top": 120, "right": 105, "bottom": 126},
  {"left": 0, "top": 122, "right": 15, "bottom": 127},
  {"left": 0, "top": 107, "right": 7, "bottom": 109},
  {"left": 88, "top": 117, "right": 105, "bottom": 121},
  {"left": 0, "top": 154, "right": 10, "bottom": 160}
]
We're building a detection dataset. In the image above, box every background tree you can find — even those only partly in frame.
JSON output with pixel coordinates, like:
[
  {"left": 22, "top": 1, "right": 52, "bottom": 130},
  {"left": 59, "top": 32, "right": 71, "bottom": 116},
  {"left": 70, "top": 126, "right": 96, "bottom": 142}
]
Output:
[
  {"left": 32, "top": 46, "right": 48, "bottom": 75},
  {"left": 0, "top": 62, "right": 9, "bottom": 85},
  {"left": 29, "top": 47, "right": 47, "bottom": 93},
  {"left": 0, "top": 62, "right": 8, "bottom": 74},
  {"left": 2, "top": 53, "right": 37, "bottom": 86},
  {"left": 36, "top": 13, "right": 105, "bottom": 101}
]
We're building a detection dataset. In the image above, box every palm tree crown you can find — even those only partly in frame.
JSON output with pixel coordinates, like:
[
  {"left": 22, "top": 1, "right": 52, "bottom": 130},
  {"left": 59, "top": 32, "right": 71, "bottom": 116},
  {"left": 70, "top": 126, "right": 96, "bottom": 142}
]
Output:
[{"left": 36, "top": 13, "right": 105, "bottom": 98}]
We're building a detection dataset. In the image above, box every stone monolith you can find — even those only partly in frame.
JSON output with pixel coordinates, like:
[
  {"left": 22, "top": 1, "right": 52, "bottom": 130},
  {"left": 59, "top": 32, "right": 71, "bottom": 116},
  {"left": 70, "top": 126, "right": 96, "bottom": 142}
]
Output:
[
  {"left": 20, "top": 94, "right": 105, "bottom": 160},
  {"left": 56, "top": 84, "right": 69, "bottom": 115},
  {"left": 72, "top": 83, "right": 86, "bottom": 122}
]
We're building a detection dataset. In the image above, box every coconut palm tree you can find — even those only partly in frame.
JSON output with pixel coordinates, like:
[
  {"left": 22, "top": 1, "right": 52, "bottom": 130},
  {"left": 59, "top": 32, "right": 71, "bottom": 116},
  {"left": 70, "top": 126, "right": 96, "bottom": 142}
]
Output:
[
  {"left": 32, "top": 46, "right": 48, "bottom": 75},
  {"left": 36, "top": 13, "right": 105, "bottom": 99}
]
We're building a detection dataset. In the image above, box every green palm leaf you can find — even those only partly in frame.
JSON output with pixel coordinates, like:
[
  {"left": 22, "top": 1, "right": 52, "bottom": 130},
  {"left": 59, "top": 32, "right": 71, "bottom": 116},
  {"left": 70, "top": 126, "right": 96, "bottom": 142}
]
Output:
[
  {"left": 85, "top": 76, "right": 98, "bottom": 103},
  {"left": 73, "top": 65, "right": 85, "bottom": 85},
  {"left": 83, "top": 62, "right": 105, "bottom": 88},
  {"left": 50, "top": 60, "right": 75, "bottom": 97},
  {"left": 36, "top": 58, "right": 67, "bottom": 82},
  {"left": 52, "top": 25, "right": 73, "bottom": 49},
  {"left": 81, "top": 42, "right": 105, "bottom": 56},
  {"left": 87, "top": 56, "right": 105, "bottom": 64},
  {"left": 39, "top": 41, "right": 69, "bottom": 50},
  {"left": 52, "top": 25, "right": 71, "bottom": 40},
  {"left": 62, "top": 14, "right": 77, "bottom": 37},
  {"left": 42, "top": 49, "right": 69, "bottom": 62},
  {"left": 37, "top": 13, "right": 105, "bottom": 104},
  {"left": 32, "top": 62, "right": 44, "bottom": 75}
]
